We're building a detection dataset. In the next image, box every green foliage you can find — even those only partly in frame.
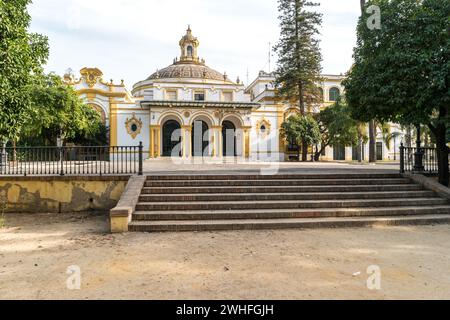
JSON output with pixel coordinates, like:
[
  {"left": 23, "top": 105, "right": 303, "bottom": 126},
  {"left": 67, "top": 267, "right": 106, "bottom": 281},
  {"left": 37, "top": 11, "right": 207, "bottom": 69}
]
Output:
[
  {"left": 344, "top": 0, "right": 449, "bottom": 126},
  {"left": 22, "top": 73, "right": 102, "bottom": 145},
  {"left": 273, "top": 0, "right": 323, "bottom": 113},
  {"left": 282, "top": 114, "right": 321, "bottom": 149},
  {"left": 316, "top": 98, "right": 364, "bottom": 157},
  {"left": 0, "top": 0, "right": 49, "bottom": 143},
  {"left": 344, "top": 0, "right": 450, "bottom": 185}
]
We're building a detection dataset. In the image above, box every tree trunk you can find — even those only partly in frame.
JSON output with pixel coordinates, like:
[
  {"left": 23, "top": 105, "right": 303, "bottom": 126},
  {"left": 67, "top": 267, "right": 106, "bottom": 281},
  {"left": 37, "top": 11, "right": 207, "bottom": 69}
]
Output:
[
  {"left": 433, "top": 125, "right": 449, "bottom": 187},
  {"left": 314, "top": 143, "right": 327, "bottom": 161},
  {"left": 406, "top": 126, "right": 412, "bottom": 148},
  {"left": 429, "top": 115, "right": 449, "bottom": 187},
  {"left": 314, "top": 152, "right": 320, "bottom": 162},
  {"left": 369, "top": 120, "right": 376, "bottom": 162},
  {"left": 301, "top": 139, "right": 307, "bottom": 162},
  {"left": 360, "top": 0, "right": 366, "bottom": 13},
  {"left": 357, "top": 135, "right": 363, "bottom": 163}
]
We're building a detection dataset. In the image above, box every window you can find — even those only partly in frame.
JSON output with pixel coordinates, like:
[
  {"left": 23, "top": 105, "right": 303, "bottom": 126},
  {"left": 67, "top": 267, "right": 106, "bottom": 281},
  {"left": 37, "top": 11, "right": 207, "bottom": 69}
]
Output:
[
  {"left": 329, "top": 87, "right": 340, "bottom": 101},
  {"left": 333, "top": 144, "right": 346, "bottom": 160},
  {"left": 287, "top": 138, "right": 299, "bottom": 152},
  {"left": 187, "top": 45, "right": 193, "bottom": 57},
  {"left": 143, "top": 89, "right": 154, "bottom": 100},
  {"left": 166, "top": 90, "right": 177, "bottom": 101},
  {"left": 194, "top": 91, "right": 205, "bottom": 101},
  {"left": 222, "top": 91, "right": 233, "bottom": 102},
  {"left": 376, "top": 142, "right": 383, "bottom": 161}
]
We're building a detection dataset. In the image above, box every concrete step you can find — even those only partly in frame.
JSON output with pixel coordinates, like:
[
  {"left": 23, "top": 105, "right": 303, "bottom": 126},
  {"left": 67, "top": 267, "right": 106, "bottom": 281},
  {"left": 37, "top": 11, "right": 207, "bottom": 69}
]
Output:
[
  {"left": 144, "top": 178, "right": 412, "bottom": 187},
  {"left": 133, "top": 205, "right": 450, "bottom": 221},
  {"left": 138, "top": 191, "right": 436, "bottom": 202},
  {"left": 146, "top": 173, "right": 402, "bottom": 181},
  {"left": 135, "top": 197, "right": 448, "bottom": 211},
  {"left": 128, "top": 214, "right": 450, "bottom": 232},
  {"left": 141, "top": 184, "right": 424, "bottom": 194}
]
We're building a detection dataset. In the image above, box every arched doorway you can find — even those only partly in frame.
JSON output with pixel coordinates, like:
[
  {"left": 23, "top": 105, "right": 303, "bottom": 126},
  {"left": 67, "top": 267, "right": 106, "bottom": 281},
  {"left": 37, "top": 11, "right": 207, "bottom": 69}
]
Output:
[
  {"left": 333, "top": 143, "right": 346, "bottom": 160},
  {"left": 222, "top": 121, "right": 236, "bottom": 156},
  {"left": 162, "top": 120, "right": 182, "bottom": 157},
  {"left": 191, "top": 120, "right": 209, "bottom": 157}
]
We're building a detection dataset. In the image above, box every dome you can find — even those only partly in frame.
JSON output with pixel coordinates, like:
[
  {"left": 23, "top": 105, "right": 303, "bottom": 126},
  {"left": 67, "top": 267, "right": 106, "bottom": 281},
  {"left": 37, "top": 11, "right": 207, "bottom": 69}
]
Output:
[
  {"left": 147, "top": 63, "right": 231, "bottom": 82},
  {"left": 145, "top": 26, "right": 233, "bottom": 83}
]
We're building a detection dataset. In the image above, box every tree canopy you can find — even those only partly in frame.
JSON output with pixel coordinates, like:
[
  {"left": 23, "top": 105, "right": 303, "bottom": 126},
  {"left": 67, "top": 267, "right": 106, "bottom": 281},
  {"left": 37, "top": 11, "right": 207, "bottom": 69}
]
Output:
[
  {"left": 314, "top": 98, "right": 364, "bottom": 160},
  {"left": 343, "top": 0, "right": 450, "bottom": 185},
  {"left": 0, "top": 0, "right": 49, "bottom": 143},
  {"left": 22, "top": 73, "right": 103, "bottom": 146},
  {"left": 273, "top": 0, "right": 323, "bottom": 114},
  {"left": 281, "top": 114, "right": 321, "bottom": 160}
]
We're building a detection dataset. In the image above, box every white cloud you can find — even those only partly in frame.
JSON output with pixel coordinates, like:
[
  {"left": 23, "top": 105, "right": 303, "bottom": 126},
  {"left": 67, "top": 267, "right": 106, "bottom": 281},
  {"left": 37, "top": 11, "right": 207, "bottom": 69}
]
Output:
[{"left": 29, "top": 0, "right": 361, "bottom": 86}]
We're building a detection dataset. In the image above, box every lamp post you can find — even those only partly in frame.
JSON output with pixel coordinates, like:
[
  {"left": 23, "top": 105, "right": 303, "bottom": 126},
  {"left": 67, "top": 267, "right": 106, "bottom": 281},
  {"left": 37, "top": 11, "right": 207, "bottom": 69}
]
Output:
[{"left": 413, "top": 124, "right": 424, "bottom": 172}]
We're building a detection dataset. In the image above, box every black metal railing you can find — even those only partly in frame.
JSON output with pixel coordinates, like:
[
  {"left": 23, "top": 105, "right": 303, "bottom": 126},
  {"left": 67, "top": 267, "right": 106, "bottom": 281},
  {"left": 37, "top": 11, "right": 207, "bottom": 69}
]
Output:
[
  {"left": 400, "top": 144, "right": 444, "bottom": 174},
  {"left": 0, "top": 142, "right": 143, "bottom": 176}
]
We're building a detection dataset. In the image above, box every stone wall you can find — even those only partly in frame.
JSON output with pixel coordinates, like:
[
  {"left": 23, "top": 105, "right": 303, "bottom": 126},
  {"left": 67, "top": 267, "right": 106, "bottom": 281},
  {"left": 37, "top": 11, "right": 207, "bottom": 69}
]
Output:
[{"left": 0, "top": 176, "right": 129, "bottom": 213}]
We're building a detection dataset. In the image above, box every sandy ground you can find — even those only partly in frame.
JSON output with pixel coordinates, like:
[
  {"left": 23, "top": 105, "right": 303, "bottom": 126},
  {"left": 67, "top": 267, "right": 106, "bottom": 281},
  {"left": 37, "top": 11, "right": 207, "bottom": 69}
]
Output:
[{"left": 1, "top": 212, "right": 450, "bottom": 300}]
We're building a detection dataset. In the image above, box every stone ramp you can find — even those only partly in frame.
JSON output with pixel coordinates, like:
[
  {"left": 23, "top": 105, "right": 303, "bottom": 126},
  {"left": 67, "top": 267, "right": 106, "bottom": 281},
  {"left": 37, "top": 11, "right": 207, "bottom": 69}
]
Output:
[{"left": 128, "top": 173, "right": 450, "bottom": 232}]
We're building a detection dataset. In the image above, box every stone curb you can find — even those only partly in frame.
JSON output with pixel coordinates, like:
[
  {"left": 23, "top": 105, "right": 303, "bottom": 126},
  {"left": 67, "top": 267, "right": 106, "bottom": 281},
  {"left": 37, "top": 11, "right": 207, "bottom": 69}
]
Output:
[
  {"left": 401, "top": 173, "right": 450, "bottom": 201},
  {"left": 110, "top": 175, "right": 146, "bottom": 233}
]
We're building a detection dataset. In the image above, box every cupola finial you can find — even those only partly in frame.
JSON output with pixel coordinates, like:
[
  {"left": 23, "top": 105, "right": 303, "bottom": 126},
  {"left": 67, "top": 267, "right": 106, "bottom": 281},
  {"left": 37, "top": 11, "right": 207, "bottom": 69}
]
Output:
[{"left": 178, "top": 26, "right": 200, "bottom": 63}]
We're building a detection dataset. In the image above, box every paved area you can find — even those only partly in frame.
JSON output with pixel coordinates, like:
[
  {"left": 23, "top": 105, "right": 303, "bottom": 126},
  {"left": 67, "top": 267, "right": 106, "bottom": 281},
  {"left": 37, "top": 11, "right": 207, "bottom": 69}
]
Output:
[
  {"left": 143, "top": 158, "right": 400, "bottom": 174},
  {"left": 1, "top": 212, "right": 449, "bottom": 300}
]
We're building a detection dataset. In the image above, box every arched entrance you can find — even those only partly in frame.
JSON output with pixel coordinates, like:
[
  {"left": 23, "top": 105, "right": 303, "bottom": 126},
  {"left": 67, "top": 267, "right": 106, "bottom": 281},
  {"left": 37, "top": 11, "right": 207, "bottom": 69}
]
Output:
[
  {"left": 222, "top": 120, "right": 236, "bottom": 156},
  {"left": 333, "top": 143, "right": 346, "bottom": 161},
  {"left": 162, "top": 120, "right": 182, "bottom": 157},
  {"left": 191, "top": 120, "right": 210, "bottom": 157}
]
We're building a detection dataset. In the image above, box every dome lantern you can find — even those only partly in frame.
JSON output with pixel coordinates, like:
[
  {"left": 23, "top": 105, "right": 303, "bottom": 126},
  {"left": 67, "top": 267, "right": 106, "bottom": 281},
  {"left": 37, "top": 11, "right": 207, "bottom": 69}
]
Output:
[
  {"left": 179, "top": 25, "right": 200, "bottom": 64},
  {"left": 144, "top": 27, "right": 234, "bottom": 83}
]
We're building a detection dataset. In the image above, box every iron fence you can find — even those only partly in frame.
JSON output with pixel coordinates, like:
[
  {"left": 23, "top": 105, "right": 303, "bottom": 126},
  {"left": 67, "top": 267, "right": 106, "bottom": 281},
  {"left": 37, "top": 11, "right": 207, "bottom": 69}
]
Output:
[
  {"left": 0, "top": 143, "right": 143, "bottom": 176},
  {"left": 399, "top": 144, "right": 448, "bottom": 174}
]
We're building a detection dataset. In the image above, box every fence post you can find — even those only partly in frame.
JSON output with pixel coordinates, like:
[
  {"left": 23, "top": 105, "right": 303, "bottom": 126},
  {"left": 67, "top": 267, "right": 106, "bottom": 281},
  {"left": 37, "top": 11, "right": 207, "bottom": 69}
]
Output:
[
  {"left": 59, "top": 146, "right": 64, "bottom": 176},
  {"left": 138, "top": 141, "right": 143, "bottom": 176},
  {"left": 399, "top": 143, "right": 404, "bottom": 173}
]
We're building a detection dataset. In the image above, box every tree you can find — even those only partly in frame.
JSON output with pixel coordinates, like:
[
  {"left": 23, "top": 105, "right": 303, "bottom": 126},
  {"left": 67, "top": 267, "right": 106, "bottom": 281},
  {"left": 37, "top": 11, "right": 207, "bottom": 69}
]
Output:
[
  {"left": 344, "top": 0, "right": 450, "bottom": 186},
  {"left": 273, "top": 0, "right": 323, "bottom": 161},
  {"left": 314, "top": 98, "right": 364, "bottom": 161},
  {"left": 281, "top": 114, "right": 321, "bottom": 161},
  {"left": 358, "top": 0, "right": 377, "bottom": 163},
  {"left": 0, "top": 0, "right": 49, "bottom": 144},
  {"left": 22, "top": 73, "right": 102, "bottom": 145}
]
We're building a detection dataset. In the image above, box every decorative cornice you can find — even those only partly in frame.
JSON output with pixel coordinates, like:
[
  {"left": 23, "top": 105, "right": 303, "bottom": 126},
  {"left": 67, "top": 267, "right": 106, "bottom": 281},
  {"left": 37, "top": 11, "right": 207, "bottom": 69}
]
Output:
[
  {"left": 77, "top": 88, "right": 128, "bottom": 98},
  {"left": 140, "top": 100, "right": 260, "bottom": 109}
]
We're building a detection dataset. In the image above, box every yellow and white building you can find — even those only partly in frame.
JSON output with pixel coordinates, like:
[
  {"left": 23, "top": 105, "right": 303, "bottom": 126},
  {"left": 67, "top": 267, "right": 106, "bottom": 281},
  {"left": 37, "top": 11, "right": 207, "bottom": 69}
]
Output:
[{"left": 66, "top": 27, "right": 401, "bottom": 162}]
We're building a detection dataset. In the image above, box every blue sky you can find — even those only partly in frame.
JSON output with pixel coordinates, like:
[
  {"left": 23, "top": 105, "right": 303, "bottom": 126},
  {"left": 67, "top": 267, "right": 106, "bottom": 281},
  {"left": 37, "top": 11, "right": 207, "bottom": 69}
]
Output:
[{"left": 28, "top": 0, "right": 361, "bottom": 87}]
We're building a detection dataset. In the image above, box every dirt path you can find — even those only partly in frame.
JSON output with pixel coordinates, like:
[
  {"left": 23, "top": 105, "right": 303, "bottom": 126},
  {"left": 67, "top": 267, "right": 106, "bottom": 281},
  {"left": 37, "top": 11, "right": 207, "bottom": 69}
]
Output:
[{"left": 1, "top": 213, "right": 449, "bottom": 300}]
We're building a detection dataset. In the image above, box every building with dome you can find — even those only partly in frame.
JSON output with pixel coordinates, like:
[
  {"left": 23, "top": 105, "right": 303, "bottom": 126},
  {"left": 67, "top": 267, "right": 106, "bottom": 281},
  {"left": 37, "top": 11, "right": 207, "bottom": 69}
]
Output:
[{"left": 66, "top": 27, "right": 401, "bottom": 162}]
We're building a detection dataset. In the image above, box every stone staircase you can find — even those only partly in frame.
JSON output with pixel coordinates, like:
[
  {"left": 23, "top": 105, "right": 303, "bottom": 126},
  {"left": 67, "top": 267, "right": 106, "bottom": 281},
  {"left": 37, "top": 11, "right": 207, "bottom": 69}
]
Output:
[{"left": 128, "top": 173, "right": 450, "bottom": 232}]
